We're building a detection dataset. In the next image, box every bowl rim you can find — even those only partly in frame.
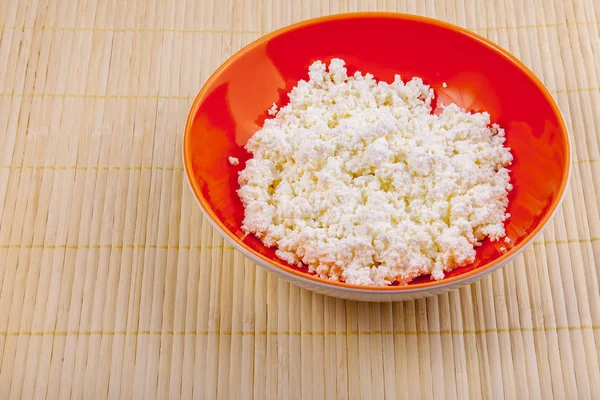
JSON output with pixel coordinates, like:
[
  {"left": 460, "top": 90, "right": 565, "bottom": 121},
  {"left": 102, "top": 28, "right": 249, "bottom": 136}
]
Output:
[{"left": 183, "top": 12, "right": 572, "bottom": 293}]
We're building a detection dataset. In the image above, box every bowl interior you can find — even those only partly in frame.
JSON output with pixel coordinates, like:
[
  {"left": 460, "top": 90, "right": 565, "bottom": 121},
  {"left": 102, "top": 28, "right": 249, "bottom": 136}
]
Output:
[{"left": 185, "top": 14, "right": 570, "bottom": 288}]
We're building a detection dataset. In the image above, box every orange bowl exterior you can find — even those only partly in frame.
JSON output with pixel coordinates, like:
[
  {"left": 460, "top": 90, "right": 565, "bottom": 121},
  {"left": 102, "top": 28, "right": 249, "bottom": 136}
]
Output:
[{"left": 184, "top": 13, "right": 570, "bottom": 301}]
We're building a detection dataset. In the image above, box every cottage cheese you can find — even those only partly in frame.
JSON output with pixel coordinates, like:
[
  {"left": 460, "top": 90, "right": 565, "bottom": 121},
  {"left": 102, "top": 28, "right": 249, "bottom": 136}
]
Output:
[{"left": 237, "top": 59, "right": 513, "bottom": 286}]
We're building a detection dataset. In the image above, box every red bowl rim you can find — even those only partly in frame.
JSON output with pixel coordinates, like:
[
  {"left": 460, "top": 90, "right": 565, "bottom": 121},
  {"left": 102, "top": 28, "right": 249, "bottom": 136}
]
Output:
[{"left": 183, "top": 12, "right": 571, "bottom": 293}]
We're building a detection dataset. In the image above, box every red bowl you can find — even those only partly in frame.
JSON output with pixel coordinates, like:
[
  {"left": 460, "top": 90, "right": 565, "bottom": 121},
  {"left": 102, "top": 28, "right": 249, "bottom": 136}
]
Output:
[{"left": 184, "top": 13, "right": 570, "bottom": 301}]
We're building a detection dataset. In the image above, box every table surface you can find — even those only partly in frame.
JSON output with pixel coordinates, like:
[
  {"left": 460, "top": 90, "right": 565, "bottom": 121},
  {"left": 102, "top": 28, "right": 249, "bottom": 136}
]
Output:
[{"left": 0, "top": 0, "right": 599, "bottom": 398}]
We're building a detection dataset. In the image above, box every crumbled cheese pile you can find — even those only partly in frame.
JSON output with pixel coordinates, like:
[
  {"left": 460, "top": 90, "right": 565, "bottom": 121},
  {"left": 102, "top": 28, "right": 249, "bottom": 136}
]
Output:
[{"left": 238, "top": 59, "right": 513, "bottom": 286}]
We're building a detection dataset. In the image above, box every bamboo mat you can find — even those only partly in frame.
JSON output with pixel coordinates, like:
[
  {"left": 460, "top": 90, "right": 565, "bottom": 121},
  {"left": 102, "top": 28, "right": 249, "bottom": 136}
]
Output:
[{"left": 0, "top": 0, "right": 599, "bottom": 398}]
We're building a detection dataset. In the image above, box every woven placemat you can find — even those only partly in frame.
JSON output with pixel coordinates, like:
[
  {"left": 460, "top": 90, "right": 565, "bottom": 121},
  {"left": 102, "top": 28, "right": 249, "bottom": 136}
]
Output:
[{"left": 0, "top": 0, "right": 599, "bottom": 398}]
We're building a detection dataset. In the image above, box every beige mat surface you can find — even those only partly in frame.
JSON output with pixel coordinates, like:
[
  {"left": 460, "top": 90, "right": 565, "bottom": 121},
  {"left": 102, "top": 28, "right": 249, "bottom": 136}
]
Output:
[{"left": 0, "top": 0, "right": 599, "bottom": 398}]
